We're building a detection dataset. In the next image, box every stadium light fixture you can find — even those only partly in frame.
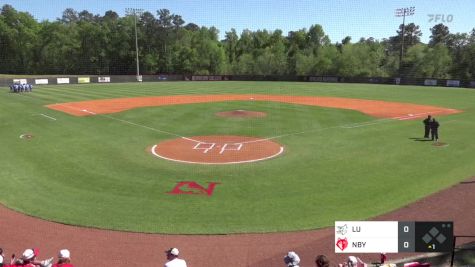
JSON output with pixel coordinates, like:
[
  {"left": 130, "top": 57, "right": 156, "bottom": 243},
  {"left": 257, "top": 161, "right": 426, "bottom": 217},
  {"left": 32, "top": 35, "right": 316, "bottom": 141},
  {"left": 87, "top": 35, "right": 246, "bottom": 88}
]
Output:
[
  {"left": 125, "top": 8, "right": 144, "bottom": 82},
  {"left": 395, "top": 6, "right": 416, "bottom": 75}
]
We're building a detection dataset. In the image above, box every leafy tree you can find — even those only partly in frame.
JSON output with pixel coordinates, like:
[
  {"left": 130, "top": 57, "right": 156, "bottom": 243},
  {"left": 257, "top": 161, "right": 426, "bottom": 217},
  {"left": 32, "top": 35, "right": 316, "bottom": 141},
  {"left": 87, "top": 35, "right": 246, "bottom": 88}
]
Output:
[
  {"left": 103, "top": 10, "right": 119, "bottom": 22},
  {"left": 429, "top": 23, "right": 450, "bottom": 47},
  {"left": 341, "top": 36, "right": 351, "bottom": 45},
  {"left": 0, "top": 4, "right": 39, "bottom": 73},
  {"left": 403, "top": 44, "right": 452, "bottom": 78},
  {"left": 60, "top": 8, "right": 78, "bottom": 24},
  {"left": 336, "top": 42, "right": 385, "bottom": 77},
  {"left": 388, "top": 23, "right": 422, "bottom": 53},
  {"left": 223, "top": 28, "right": 238, "bottom": 64},
  {"left": 184, "top": 23, "right": 199, "bottom": 31},
  {"left": 78, "top": 10, "right": 96, "bottom": 22},
  {"left": 234, "top": 53, "right": 255, "bottom": 74},
  {"left": 0, "top": 4, "right": 473, "bottom": 79}
]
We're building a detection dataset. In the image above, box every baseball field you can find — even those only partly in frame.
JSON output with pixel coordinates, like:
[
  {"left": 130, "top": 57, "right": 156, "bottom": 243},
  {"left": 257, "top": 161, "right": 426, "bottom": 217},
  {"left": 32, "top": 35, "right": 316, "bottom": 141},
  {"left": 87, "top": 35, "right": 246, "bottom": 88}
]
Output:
[{"left": 1, "top": 81, "right": 474, "bottom": 235}]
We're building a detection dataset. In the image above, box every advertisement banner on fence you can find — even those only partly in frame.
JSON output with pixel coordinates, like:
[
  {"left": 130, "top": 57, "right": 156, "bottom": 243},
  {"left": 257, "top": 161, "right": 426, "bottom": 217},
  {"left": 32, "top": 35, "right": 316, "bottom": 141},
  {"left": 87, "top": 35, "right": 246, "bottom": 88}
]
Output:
[
  {"left": 208, "top": 76, "right": 223, "bottom": 81},
  {"left": 78, "top": 77, "right": 90, "bottom": 84},
  {"left": 192, "top": 76, "right": 209, "bottom": 81},
  {"left": 13, "top": 79, "right": 28, "bottom": 84},
  {"left": 424, "top": 79, "right": 437, "bottom": 86},
  {"left": 35, "top": 79, "right": 49, "bottom": 85},
  {"left": 57, "top": 78, "right": 70, "bottom": 84},
  {"left": 446, "top": 80, "right": 460, "bottom": 87},
  {"left": 98, "top": 76, "right": 111, "bottom": 83},
  {"left": 309, "top": 76, "right": 338, "bottom": 82},
  {"left": 470, "top": 81, "right": 475, "bottom": 88}
]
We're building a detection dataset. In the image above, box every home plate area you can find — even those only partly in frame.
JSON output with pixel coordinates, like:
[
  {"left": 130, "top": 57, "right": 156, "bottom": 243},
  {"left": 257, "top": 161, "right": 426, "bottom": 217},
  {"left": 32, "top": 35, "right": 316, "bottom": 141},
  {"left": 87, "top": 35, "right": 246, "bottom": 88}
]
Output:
[{"left": 151, "top": 135, "right": 284, "bottom": 164}]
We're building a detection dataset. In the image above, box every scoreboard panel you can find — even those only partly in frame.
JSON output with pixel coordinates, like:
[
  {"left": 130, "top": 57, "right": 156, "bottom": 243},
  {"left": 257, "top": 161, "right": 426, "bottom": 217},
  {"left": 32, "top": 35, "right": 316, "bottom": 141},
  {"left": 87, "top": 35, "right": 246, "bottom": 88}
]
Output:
[{"left": 335, "top": 221, "right": 453, "bottom": 253}]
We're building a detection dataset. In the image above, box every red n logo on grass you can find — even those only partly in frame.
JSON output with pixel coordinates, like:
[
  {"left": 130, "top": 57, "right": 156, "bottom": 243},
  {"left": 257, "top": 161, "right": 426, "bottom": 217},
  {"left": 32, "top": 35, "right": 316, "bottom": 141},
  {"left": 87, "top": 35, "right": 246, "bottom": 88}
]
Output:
[{"left": 168, "top": 181, "right": 220, "bottom": 196}]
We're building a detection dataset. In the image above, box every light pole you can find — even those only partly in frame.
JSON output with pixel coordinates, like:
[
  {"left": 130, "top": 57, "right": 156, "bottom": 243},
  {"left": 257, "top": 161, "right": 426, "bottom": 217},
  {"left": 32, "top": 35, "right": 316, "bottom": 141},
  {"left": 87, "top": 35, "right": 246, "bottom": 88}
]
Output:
[
  {"left": 395, "top": 6, "right": 415, "bottom": 75},
  {"left": 125, "top": 8, "right": 144, "bottom": 81}
]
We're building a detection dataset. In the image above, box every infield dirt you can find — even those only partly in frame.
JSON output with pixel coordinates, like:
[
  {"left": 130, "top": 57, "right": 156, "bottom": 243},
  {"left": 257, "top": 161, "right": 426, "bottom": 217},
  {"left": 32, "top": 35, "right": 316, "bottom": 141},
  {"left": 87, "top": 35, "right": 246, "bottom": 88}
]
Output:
[{"left": 46, "top": 94, "right": 462, "bottom": 119}]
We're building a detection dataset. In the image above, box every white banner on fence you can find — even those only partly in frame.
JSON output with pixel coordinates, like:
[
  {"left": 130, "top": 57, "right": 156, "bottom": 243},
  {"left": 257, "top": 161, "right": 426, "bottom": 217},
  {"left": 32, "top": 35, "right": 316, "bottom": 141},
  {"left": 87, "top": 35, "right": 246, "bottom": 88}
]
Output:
[
  {"left": 424, "top": 79, "right": 437, "bottom": 86},
  {"left": 98, "top": 76, "right": 111, "bottom": 83},
  {"left": 57, "top": 78, "right": 70, "bottom": 84},
  {"left": 35, "top": 79, "right": 49, "bottom": 85},
  {"left": 446, "top": 80, "right": 460, "bottom": 87},
  {"left": 13, "top": 79, "right": 28, "bottom": 84}
]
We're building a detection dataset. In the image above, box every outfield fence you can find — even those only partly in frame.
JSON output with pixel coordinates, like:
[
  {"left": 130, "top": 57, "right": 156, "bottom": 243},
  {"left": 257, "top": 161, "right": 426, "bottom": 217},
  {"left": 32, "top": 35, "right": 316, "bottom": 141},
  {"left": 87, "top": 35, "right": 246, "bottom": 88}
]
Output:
[{"left": 1, "top": 74, "right": 475, "bottom": 88}]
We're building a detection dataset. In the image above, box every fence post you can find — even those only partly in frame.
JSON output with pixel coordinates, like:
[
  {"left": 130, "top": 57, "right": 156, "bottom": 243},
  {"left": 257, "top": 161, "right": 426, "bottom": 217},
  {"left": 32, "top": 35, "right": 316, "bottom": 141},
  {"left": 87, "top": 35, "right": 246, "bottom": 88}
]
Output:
[{"left": 450, "top": 236, "right": 457, "bottom": 267}]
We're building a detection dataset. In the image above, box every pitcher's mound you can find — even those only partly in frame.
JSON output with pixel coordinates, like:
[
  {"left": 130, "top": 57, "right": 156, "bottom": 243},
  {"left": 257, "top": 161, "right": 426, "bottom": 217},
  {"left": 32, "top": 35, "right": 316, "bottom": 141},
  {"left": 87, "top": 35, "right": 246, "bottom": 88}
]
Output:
[
  {"left": 216, "top": 110, "right": 267, "bottom": 118},
  {"left": 151, "top": 135, "right": 283, "bottom": 164}
]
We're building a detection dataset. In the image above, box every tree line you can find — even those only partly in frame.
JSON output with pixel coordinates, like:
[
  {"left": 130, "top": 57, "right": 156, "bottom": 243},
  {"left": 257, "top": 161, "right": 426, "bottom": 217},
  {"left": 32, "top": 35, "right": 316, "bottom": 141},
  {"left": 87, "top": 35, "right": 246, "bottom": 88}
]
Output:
[{"left": 1, "top": 4, "right": 474, "bottom": 79}]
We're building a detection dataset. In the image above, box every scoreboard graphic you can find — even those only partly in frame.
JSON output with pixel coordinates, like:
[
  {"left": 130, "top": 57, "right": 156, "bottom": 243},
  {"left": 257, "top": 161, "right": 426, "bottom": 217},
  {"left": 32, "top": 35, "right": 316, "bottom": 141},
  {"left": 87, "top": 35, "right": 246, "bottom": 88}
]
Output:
[{"left": 335, "top": 221, "right": 453, "bottom": 253}]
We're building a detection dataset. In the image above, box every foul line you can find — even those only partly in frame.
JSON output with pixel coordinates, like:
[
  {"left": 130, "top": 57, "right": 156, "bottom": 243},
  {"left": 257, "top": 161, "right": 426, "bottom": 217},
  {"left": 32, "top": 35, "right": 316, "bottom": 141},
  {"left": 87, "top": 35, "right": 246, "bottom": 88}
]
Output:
[
  {"left": 51, "top": 104, "right": 202, "bottom": 142},
  {"left": 151, "top": 145, "right": 284, "bottom": 165},
  {"left": 38, "top": 113, "right": 57, "bottom": 121},
  {"left": 238, "top": 110, "right": 447, "bottom": 144},
  {"left": 47, "top": 103, "right": 451, "bottom": 145}
]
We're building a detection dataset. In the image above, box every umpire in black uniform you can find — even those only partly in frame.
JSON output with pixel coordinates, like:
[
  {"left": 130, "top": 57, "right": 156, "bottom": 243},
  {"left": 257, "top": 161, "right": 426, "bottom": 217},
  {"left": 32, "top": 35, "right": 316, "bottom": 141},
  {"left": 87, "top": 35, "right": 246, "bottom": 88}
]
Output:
[
  {"left": 430, "top": 118, "right": 440, "bottom": 141},
  {"left": 423, "top": 115, "right": 432, "bottom": 138}
]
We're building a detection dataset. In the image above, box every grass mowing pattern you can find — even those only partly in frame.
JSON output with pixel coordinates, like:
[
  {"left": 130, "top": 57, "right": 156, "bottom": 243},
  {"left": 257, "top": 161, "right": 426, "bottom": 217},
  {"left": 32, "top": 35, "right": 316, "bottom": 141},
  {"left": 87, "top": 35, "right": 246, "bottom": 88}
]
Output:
[{"left": 1, "top": 82, "right": 475, "bottom": 234}]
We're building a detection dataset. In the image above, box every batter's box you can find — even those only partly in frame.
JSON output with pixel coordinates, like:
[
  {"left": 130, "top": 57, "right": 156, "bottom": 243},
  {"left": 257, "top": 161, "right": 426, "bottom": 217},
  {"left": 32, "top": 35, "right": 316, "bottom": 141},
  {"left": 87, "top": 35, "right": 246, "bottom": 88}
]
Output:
[
  {"left": 220, "top": 143, "right": 243, "bottom": 154},
  {"left": 193, "top": 142, "right": 216, "bottom": 153}
]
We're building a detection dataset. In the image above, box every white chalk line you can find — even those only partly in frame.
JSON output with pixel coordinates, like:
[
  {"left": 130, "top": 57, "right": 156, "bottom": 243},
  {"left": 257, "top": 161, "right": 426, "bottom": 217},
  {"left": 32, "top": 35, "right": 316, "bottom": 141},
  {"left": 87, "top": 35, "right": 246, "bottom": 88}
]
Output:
[
  {"left": 32, "top": 113, "right": 57, "bottom": 121},
  {"left": 39, "top": 113, "right": 57, "bottom": 120},
  {"left": 49, "top": 102, "right": 451, "bottom": 146},
  {"left": 81, "top": 109, "right": 96, "bottom": 115},
  {"left": 50, "top": 103, "right": 203, "bottom": 142},
  {"left": 219, "top": 143, "right": 243, "bottom": 154},
  {"left": 151, "top": 145, "right": 284, "bottom": 165},
  {"left": 238, "top": 110, "right": 446, "bottom": 144},
  {"left": 193, "top": 142, "right": 216, "bottom": 153}
]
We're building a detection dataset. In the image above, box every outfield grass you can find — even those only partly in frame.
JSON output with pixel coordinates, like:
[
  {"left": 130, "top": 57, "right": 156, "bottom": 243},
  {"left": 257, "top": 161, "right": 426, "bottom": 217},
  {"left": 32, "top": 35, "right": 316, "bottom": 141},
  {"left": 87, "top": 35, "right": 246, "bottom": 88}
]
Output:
[{"left": 1, "top": 82, "right": 475, "bottom": 234}]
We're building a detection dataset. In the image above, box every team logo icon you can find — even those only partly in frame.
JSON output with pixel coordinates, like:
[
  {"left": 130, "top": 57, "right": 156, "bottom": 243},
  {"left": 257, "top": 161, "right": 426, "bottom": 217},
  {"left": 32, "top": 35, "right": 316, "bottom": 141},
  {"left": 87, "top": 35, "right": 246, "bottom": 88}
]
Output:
[
  {"left": 336, "top": 237, "right": 349, "bottom": 251},
  {"left": 336, "top": 224, "right": 348, "bottom": 235}
]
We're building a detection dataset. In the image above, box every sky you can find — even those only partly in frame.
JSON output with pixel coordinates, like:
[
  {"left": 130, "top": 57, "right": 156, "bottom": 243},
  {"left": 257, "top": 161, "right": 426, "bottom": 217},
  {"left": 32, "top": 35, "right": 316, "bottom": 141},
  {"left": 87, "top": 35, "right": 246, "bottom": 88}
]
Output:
[{"left": 2, "top": 0, "right": 475, "bottom": 43}]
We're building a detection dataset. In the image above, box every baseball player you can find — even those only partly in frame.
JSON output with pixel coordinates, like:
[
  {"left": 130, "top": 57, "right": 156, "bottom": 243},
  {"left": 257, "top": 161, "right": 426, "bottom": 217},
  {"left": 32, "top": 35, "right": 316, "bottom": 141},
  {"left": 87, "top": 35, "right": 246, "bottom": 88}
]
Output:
[{"left": 164, "top": 248, "right": 187, "bottom": 267}]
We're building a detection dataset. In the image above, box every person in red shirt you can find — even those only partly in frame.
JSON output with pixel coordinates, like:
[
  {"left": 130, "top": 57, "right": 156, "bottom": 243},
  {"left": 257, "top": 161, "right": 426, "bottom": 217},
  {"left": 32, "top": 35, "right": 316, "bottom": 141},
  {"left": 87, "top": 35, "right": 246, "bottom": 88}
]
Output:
[
  {"left": 7, "top": 249, "right": 39, "bottom": 267},
  {"left": 52, "top": 250, "right": 73, "bottom": 267}
]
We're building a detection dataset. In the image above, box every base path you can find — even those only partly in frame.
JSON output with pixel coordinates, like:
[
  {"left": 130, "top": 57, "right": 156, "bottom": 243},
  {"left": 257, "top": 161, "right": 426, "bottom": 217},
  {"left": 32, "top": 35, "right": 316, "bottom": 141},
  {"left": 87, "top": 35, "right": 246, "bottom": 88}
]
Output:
[
  {"left": 46, "top": 94, "right": 462, "bottom": 119},
  {"left": 151, "top": 135, "right": 284, "bottom": 164},
  {"left": 1, "top": 177, "right": 474, "bottom": 267}
]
